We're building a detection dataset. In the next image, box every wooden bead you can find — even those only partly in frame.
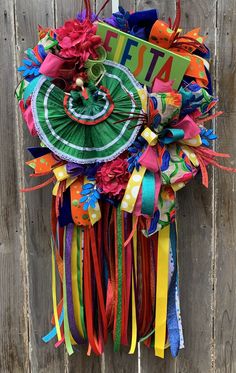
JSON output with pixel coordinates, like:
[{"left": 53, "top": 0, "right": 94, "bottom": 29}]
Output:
[{"left": 76, "top": 78, "right": 84, "bottom": 88}]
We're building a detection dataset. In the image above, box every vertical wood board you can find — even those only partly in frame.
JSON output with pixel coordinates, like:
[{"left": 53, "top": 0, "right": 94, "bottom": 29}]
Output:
[
  {"left": 215, "top": 1, "right": 236, "bottom": 372},
  {"left": 0, "top": 1, "right": 29, "bottom": 372}
]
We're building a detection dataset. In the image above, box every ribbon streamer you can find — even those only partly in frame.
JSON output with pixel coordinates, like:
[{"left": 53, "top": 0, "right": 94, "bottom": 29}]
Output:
[{"left": 154, "top": 225, "right": 170, "bottom": 358}]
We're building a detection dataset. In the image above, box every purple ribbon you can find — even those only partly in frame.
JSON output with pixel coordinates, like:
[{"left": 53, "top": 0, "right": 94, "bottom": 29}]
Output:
[{"left": 65, "top": 223, "right": 85, "bottom": 344}]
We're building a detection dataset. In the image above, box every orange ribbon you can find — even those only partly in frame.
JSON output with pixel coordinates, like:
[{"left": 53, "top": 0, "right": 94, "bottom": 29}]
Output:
[{"left": 149, "top": 20, "right": 208, "bottom": 87}]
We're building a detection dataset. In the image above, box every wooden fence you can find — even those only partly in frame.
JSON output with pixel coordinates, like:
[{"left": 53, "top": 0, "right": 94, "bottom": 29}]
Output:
[{"left": 0, "top": 0, "right": 235, "bottom": 371}]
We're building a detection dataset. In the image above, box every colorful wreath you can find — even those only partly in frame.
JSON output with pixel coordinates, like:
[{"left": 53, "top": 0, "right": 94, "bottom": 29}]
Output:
[{"left": 15, "top": 0, "right": 236, "bottom": 359}]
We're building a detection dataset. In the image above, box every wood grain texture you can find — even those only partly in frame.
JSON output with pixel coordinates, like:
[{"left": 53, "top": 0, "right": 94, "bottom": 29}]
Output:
[
  {"left": 96, "top": 0, "right": 112, "bottom": 18},
  {"left": 215, "top": 1, "right": 236, "bottom": 372},
  {"left": 0, "top": 1, "right": 29, "bottom": 372},
  {"left": 55, "top": 0, "right": 82, "bottom": 27},
  {"left": 14, "top": 0, "right": 65, "bottom": 371},
  {"left": 103, "top": 336, "right": 138, "bottom": 373},
  {"left": 176, "top": 1, "right": 217, "bottom": 372}
]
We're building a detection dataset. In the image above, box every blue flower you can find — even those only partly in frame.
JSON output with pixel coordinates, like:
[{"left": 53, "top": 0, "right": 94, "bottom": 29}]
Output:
[
  {"left": 127, "top": 136, "right": 147, "bottom": 172},
  {"left": 18, "top": 45, "right": 47, "bottom": 81},
  {"left": 104, "top": 6, "right": 130, "bottom": 32},
  {"left": 200, "top": 128, "right": 217, "bottom": 147}
]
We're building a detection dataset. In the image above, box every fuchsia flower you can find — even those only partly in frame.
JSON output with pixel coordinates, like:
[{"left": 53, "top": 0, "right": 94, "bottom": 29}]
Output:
[
  {"left": 55, "top": 19, "right": 102, "bottom": 65},
  {"left": 96, "top": 158, "right": 129, "bottom": 199}
]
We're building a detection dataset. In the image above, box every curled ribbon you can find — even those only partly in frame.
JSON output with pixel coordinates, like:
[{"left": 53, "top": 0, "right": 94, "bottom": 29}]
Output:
[
  {"left": 53, "top": 166, "right": 101, "bottom": 225},
  {"left": 85, "top": 46, "right": 107, "bottom": 82},
  {"left": 149, "top": 20, "right": 208, "bottom": 87},
  {"left": 121, "top": 128, "right": 160, "bottom": 216}
]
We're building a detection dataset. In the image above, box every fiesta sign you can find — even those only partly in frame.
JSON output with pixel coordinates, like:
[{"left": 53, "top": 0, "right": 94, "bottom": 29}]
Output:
[{"left": 97, "top": 22, "right": 190, "bottom": 89}]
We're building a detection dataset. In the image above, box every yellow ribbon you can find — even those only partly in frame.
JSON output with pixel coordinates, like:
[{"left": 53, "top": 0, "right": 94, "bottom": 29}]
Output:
[
  {"left": 171, "top": 182, "right": 185, "bottom": 192},
  {"left": 53, "top": 165, "right": 77, "bottom": 195},
  {"left": 141, "top": 127, "right": 158, "bottom": 146},
  {"left": 53, "top": 165, "right": 69, "bottom": 181},
  {"left": 51, "top": 244, "right": 62, "bottom": 342},
  {"left": 138, "top": 88, "right": 148, "bottom": 112},
  {"left": 129, "top": 218, "right": 138, "bottom": 354},
  {"left": 121, "top": 166, "right": 146, "bottom": 213},
  {"left": 181, "top": 144, "right": 200, "bottom": 167},
  {"left": 154, "top": 225, "right": 170, "bottom": 358},
  {"left": 121, "top": 128, "right": 158, "bottom": 213},
  {"left": 53, "top": 177, "right": 77, "bottom": 196},
  {"left": 180, "top": 134, "right": 202, "bottom": 147}
]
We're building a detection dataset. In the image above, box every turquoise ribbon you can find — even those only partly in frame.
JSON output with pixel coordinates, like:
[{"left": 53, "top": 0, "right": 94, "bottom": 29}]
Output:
[
  {"left": 42, "top": 309, "right": 64, "bottom": 343},
  {"left": 141, "top": 170, "right": 156, "bottom": 216},
  {"left": 159, "top": 128, "right": 185, "bottom": 144},
  {"left": 23, "top": 75, "right": 48, "bottom": 102}
]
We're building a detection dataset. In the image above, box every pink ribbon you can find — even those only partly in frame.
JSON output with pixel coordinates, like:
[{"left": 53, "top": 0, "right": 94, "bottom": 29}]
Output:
[
  {"left": 39, "top": 53, "right": 76, "bottom": 79},
  {"left": 172, "top": 114, "right": 200, "bottom": 139}
]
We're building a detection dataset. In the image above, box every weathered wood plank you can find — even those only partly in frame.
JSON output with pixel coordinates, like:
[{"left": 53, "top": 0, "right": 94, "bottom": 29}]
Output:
[
  {"left": 96, "top": 0, "right": 112, "bottom": 18},
  {"left": 215, "top": 1, "right": 236, "bottom": 372},
  {"left": 103, "top": 337, "right": 138, "bottom": 373},
  {"left": 0, "top": 1, "right": 29, "bottom": 372},
  {"left": 14, "top": 0, "right": 65, "bottom": 371},
  {"left": 176, "top": 1, "right": 216, "bottom": 372},
  {"left": 55, "top": 1, "right": 82, "bottom": 27},
  {"left": 66, "top": 345, "right": 101, "bottom": 373}
]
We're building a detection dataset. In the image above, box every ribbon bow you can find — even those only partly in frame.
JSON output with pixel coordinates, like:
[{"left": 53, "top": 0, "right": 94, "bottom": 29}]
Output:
[
  {"left": 149, "top": 19, "right": 208, "bottom": 87},
  {"left": 25, "top": 153, "right": 101, "bottom": 226}
]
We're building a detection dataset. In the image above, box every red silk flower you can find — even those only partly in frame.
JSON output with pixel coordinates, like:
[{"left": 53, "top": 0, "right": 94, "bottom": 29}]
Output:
[
  {"left": 55, "top": 19, "right": 102, "bottom": 65},
  {"left": 96, "top": 158, "right": 129, "bottom": 198}
]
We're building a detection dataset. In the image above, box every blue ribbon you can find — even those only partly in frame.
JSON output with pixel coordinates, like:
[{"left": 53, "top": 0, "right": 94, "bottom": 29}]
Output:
[
  {"left": 42, "top": 308, "right": 64, "bottom": 343},
  {"left": 167, "top": 222, "right": 180, "bottom": 357}
]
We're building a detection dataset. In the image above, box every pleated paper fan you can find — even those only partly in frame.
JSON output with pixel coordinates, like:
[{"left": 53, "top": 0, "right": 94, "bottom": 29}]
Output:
[{"left": 31, "top": 61, "right": 144, "bottom": 164}]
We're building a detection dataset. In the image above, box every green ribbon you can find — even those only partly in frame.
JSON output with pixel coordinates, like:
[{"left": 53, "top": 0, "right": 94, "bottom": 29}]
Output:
[
  {"left": 15, "top": 80, "right": 27, "bottom": 101},
  {"left": 141, "top": 170, "right": 156, "bottom": 216},
  {"left": 77, "top": 227, "right": 87, "bottom": 338},
  {"left": 85, "top": 46, "right": 107, "bottom": 82},
  {"left": 114, "top": 204, "right": 123, "bottom": 352}
]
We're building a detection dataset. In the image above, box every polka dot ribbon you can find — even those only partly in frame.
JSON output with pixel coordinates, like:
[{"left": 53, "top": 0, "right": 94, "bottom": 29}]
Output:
[
  {"left": 53, "top": 166, "right": 101, "bottom": 226},
  {"left": 121, "top": 128, "right": 158, "bottom": 213},
  {"left": 149, "top": 20, "right": 208, "bottom": 87}
]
